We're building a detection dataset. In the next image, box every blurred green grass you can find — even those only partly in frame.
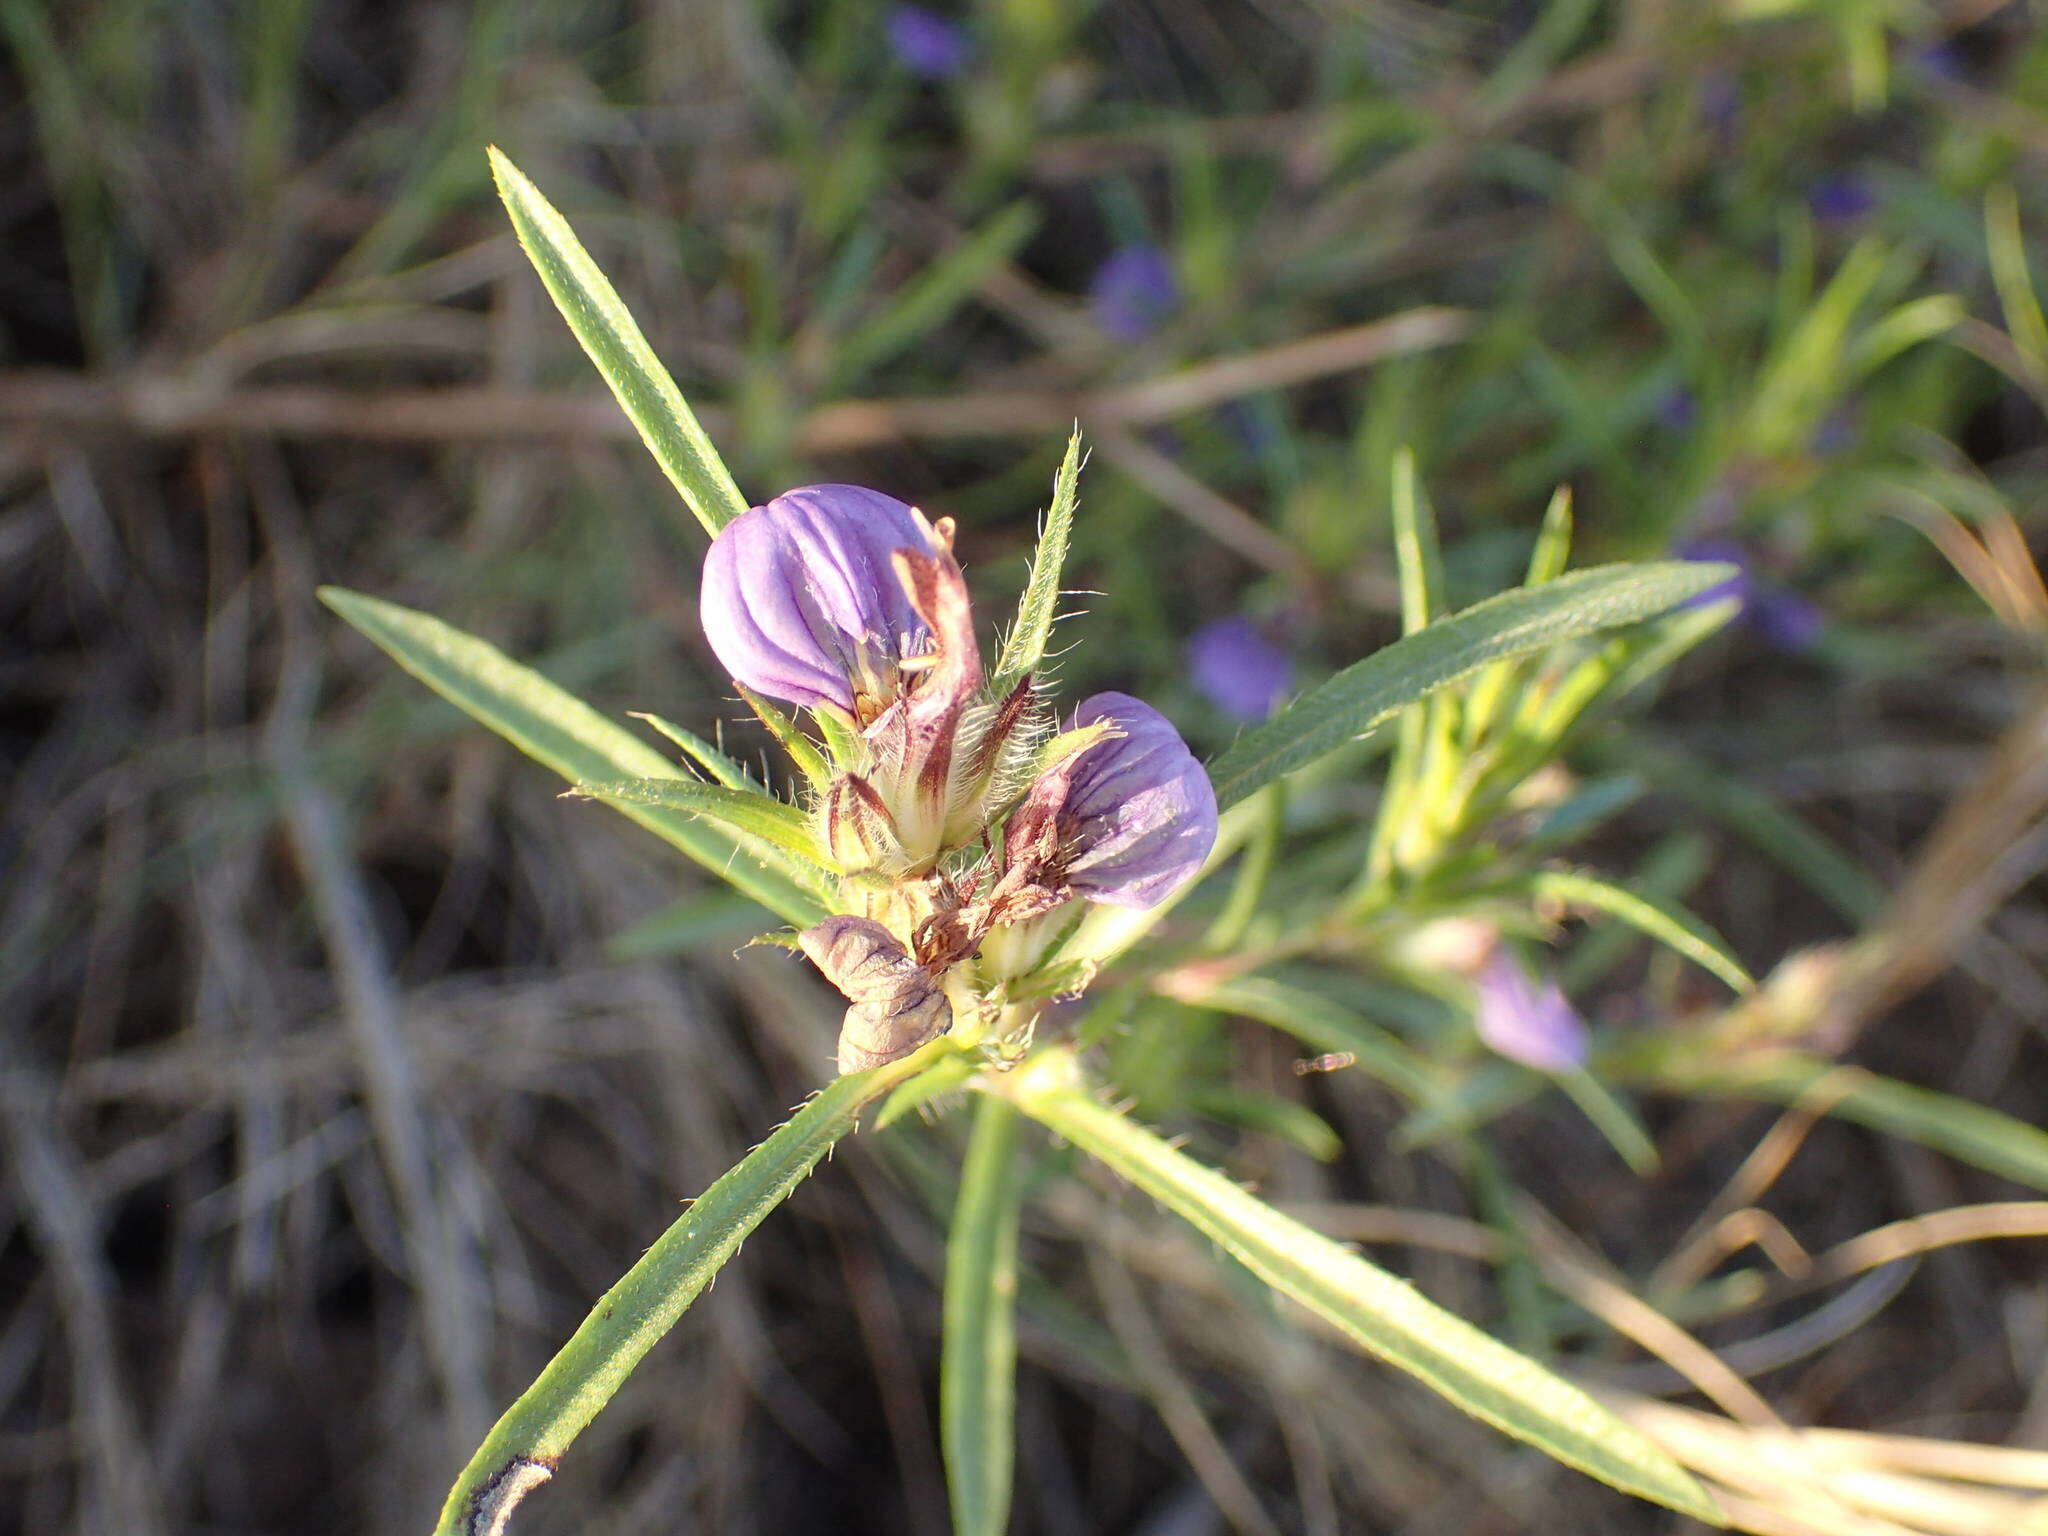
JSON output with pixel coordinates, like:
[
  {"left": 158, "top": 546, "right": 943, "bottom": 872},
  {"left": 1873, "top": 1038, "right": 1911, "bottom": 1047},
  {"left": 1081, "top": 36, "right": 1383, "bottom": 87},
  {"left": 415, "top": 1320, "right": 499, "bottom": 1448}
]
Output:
[{"left": 5, "top": 2, "right": 2048, "bottom": 1533}]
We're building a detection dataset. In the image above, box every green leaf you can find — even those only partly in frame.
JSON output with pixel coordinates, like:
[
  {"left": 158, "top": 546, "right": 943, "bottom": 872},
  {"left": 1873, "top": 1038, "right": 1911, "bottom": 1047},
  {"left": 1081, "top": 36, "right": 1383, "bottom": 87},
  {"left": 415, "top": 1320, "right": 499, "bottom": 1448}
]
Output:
[
  {"left": 942, "top": 1095, "right": 1025, "bottom": 1536},
  {"left": 1001, "top": 1048, "right": 1721, "bottom": 1523},
  {"left": 629, "top": 711, "right": 764, "bottom": 792},
  {"left": 874, "top": 1052, "right": 980, "bottom": 1131},
  {"left": 1640, "top": 1055, "right": 2048, "bottom": 1195},
  {"left": 577, "top": 776, "right": 828, "bottom": 867},
  {"left": 320, "top": 587, "right": 828, "bottom": 927},
  {"left": 1206, "top": 561, "right": 1732, "bottom": 812},
  {"left": 432, "top": 1038, "right": 959, "bottom": 1536},
  {"left": 1526, "top": 868, "right": 1753, "bottom": 994},
  {"left": 1555, "top": 1068, "right": 1659, "bottom": 1175},
  {"left": 835, "top": 201, "right": 1039, "bottom": 385},
  {"left": 487, "top": 147, "right": 747, "bottom": 536},
  {"left": 1180, "top": 975, "right": 1437, "bottom": 1101},
  {"left": 734, "top": 684, "right": 833, "bottom": 791},
  {"left": 1525, "top": 486, "right": 1575, "bottom": 586},
  {"left": 606, "top": 892, "right": 777, "bottom": 958},
  {"left": 1391, "top": 446, "right": 1445, "bottom": 635},
  {"left": 991, "top": 428, "right": 1083, "bottom": 697}
]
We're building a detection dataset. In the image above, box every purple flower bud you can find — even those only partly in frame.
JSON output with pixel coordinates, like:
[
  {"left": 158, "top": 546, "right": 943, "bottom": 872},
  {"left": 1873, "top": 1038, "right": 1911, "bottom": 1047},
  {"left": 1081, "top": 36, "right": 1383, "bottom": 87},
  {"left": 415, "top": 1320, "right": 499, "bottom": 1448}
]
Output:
[
  {"left": 1187, "top": 616, "right": 1291, "bottom": 723},
  {"left": 1474, "top": 949, "right": 1588, "bottom": 1073},
  {"left": 886, "top": 6, "right": 971, "bottom": 79},
  {"left": 700, "top": 485, "right": 936, "bottom": 716},
  {"left": 1058, "top": 692, "right": 1217, "bottom": 908},
  {"left": 1089, "top": 245, "right": 1179, "bottom": 342}
]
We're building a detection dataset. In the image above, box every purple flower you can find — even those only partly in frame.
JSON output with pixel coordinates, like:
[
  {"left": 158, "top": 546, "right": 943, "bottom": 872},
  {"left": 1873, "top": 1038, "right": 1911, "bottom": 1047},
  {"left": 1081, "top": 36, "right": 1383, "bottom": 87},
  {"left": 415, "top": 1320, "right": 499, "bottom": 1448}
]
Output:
[
  {"left": 700, "top": 485, "right": 937, "bottom": 718},
  {"left": 1911, "top": 42, "right": 1965, "bottom": 86},
  {"left": 1057, "top": 693, "right": 1217, "bottom": 907},
  {"left": 1089, "top": 245, "right": 1179, "bottom": 341},
  {"left": 1474, "top": 949, "right": 1588, "bottom": 1073},
  {"left": 1749, "top": 588, "right": 1825, "bottom": 651},
  {"left": 1700, "top": 74, "right": 1741, "bottom": 141},
  {"left": 1677, "top": 538, "right": 1824, "bottom": 652},
  {"left": 1187, "top": 616, "right": 1291, "bottom": 722},
  {"left": 1002, "top": 692, "right": 1216, "bottom": 911},
  {"left": 1655, "top": 387, "right": 1697, "bottom": 434},
  {"left": 1809, "top": 175, "right": 1876, "bottom": 226},
  {"left": 886, "top": 6, "right": 971, "bottom": 79}
]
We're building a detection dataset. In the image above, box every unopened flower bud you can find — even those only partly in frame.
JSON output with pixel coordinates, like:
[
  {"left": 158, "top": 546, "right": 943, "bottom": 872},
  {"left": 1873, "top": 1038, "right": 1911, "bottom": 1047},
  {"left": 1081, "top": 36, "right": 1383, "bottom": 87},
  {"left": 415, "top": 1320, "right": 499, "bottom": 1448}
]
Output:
[
  {"left": 798, "top": 915, "right": 953, "bottom": 1075},
  {"left": 1036, "top": 692, "right": 1217, "bottom": 909},
  {"left": 822, "top": 773, "right": 907, "bottom": 877},
  {"left": 700, "top": 485, "right": 938, "bottom": 721}
]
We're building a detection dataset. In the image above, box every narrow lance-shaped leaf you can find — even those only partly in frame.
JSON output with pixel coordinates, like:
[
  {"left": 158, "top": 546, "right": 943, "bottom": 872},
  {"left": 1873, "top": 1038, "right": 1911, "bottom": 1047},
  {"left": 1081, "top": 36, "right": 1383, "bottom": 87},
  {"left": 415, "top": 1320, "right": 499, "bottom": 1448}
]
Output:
[
  {"left": 991, "top": 428, "right": 1083, "bottom": 697},
  {"left": 1525, "top": 867, "right": 1753, "bottom": 994},
  {"left": 487, "top": 147, "right": 748, "bottom": 536},
  {"left": 1206, "top": 560, "right": 1732, "bottom": 811},
  {"left": 1628, "top": 1054, "right": 2048, "bottom": 1195},
  {"left": 835, "top": 201, "right": 1040, "bottom": 385},
  {"left": 576, "top": 777, "right": 828, "bottom": 867},
  {"left": 629, "top": 711, "right": 765, "bottom": 792},
  {"left": 433, "top": 1038, "right": 960, "bottom": 1536},
  {"left": 1390, "top": 446, "right": 1444, "bottom": 635},
  {"left": 319, "top": 587, "right": 829, "bottom": 927},
  {"left": 942, "top": 1094, "right": 1025, "bottom": 1536},
  {"left": 998, "top": 1048, "right": 1723, "bottom": 1524}
]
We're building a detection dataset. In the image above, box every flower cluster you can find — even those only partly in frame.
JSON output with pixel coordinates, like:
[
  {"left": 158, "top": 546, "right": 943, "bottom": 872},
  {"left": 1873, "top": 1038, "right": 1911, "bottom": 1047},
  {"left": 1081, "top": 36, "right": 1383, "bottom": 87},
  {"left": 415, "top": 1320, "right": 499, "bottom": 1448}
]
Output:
[{"left": 701, "top": 485, "right": 1218, "bottom": 1075}]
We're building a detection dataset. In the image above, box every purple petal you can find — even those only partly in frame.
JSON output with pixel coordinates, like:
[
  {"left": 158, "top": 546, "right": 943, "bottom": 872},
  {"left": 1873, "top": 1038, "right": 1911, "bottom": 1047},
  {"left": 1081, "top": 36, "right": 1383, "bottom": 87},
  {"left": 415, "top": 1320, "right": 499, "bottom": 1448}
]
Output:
[
  {"left": 1474, "top": 950, "right": 1588, "bottom": 1073},
  {"left": 700, "top": 485, "right": 935, "bottom": 712},
  {"left": 1187, "top": 616, "right": 1291, "bottom": 722},
  {"left": 1060, "top": 692, "right": 1218, "bottom": 908},
  {"left": 886, "top": 6, "right": 971, "bottom": 79},
  {"left": 1089, "top": 245, "right": 1179, "bottom": 342}
]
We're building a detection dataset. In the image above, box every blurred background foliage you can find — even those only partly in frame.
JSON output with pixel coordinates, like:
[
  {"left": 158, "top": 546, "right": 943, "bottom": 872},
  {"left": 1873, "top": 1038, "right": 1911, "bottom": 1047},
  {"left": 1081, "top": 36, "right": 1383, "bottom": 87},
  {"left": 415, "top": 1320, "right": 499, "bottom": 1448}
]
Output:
[{"left": 5, "top": 1, "right": 2048, "bottom": 1532}]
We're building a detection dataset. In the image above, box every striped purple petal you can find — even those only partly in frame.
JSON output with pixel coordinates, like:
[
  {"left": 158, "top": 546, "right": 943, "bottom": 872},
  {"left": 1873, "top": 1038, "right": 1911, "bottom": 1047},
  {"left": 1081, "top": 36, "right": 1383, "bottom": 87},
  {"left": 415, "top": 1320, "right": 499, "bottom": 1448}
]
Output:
[
  {"left": 1060, "top": 692, "right": 1218, "bottom": 909},
  {"left": 699, "top": 485, "right": 935, "bottom": 713}
]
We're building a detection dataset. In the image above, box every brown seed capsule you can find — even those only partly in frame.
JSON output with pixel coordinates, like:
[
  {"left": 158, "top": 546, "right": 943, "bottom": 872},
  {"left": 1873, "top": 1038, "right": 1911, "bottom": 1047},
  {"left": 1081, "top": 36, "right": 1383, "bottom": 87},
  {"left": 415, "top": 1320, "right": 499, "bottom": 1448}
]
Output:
[{"left": 797, "top": 915, "right": 953, "bottom": 1075}]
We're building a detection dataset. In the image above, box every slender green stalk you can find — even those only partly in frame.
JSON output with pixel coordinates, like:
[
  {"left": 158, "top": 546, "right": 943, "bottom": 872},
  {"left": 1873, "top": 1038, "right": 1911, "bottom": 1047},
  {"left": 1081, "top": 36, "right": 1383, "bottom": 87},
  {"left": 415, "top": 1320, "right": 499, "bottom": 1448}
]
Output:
[
  {"left": 942, "top": 1094, "right": 1024, "bottom": 1536},
  {"left": 1202, "top": 782, "right": 1285, "bottom": 953},
  {"left": 432, "top": 1039, "right": 956, "bottom": 1536},
  {"left": 998, "top": 1047, "right": 1721, "bottom": 1523}
]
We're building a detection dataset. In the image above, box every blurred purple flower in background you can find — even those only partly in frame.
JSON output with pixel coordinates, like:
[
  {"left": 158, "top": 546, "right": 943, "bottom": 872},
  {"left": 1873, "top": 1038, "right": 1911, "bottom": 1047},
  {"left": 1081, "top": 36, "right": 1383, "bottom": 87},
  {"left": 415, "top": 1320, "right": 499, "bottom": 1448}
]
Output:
[
  {"left": 1655, "top": 387, "right": 1697, "bottom": 434},
  {"left": 1089, "top": 244, "right": 1179, "bottom": 340},
  {"left": 1679, "top": 537, "right": 1824, "bottom": 652},
  {"left": 1809, "top": 174, "right": 1877, "bottom": 225},
  {"left": 1187, "top": 616, "right": 1291, "bottom": 722},
  {"left": 1700, "top": 74, "right": 1741, "bottom": 141},
  {"left": 1911, "top": 42, "right": 1966, "bottom": 85},
  {"left": 886, "top": 6, "right": 970, "bottom": 79},
  {"left": 1473, "top": 949, "right": 1589, "bottom": 1073}
]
